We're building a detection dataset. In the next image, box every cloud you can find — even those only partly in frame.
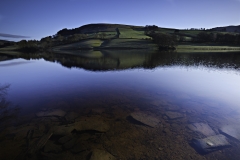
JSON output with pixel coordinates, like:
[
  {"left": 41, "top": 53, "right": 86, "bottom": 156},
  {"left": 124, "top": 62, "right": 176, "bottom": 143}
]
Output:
[{"left": 0, "top": 33, "right": 30, "bottom": 38}]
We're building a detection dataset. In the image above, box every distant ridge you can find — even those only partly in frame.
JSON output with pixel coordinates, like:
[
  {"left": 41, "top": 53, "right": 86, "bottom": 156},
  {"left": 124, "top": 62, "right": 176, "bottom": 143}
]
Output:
[
  {"left": 56, "top": 23, "right": 144, "bottom": 36},
  {"left": 210, "top": 25, "right": 240, "bottom": 33}
]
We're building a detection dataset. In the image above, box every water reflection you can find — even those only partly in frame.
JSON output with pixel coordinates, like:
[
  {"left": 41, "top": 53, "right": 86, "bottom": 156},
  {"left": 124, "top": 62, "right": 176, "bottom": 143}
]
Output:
[
  {"left": 1, "top": 50, "right": 240, "bottom": 159},
  {"left": 0, "top": 84, "right": 19, "bottom": 132},
  {"left": 2, "top": 50, "right": 239, "bottom": 71}
]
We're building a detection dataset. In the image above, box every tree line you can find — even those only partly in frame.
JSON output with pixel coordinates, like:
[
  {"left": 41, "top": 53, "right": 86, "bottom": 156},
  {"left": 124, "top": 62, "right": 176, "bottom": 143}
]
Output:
[
  {"left": 144, "top": 25, "right": 177, "bottom": 49},
  {"left": 194, "top": 32, "right": 240, "bottom": 45},
  {"left": 144, "top": 25, "right": 240, "bottom": 48}
]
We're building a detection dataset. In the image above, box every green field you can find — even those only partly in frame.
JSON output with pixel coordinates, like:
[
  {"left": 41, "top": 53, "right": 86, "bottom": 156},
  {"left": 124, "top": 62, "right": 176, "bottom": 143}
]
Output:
[
  {"left": 100, "top": 39, "right": 157, "bottom": 49},
  {"left": 118, "top": 28, "right": 149, "bottom": 39},
  {"left": 1, "top": 23, "right": 240, "bottom": 55},
  {"left": 52, "top": 39, "right": 104, "bottom": 53},
  {"left": 52, "top": 26, "right": 158, "bottom": 52},
  {"left": 177, "top": 43, "right": 240, "bottom": 52}
]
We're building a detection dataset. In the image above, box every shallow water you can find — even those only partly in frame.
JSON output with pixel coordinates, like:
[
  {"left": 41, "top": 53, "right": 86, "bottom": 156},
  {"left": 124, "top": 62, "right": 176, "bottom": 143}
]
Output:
[{"left": 0, "top": 51, "right": 240, "bottom": 160}]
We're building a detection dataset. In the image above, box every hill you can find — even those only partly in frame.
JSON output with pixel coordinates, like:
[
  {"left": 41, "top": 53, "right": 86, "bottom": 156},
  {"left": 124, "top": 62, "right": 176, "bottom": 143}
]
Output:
[
  {"left": 1, "top": 23, "right": 240, "bottom": 55},
  {"left": 210, "top": 25, "right": 240, "bottom": 33}
]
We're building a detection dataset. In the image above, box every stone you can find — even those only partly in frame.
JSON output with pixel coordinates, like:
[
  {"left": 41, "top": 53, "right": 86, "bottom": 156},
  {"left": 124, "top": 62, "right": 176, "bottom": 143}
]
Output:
[
  {"left": 71, "top": 143, "right": 87, "bottom": 153},
  {"left": 28, "top": 131, "right": 53, "bottom": 155},
  {"left": 58, "top": 134, "right": 73, "bottom": 144},
  {"left": 38, "top": 124, "right": 46, "bottom": 132},
  {"left": 165, "top": 111, "right": 184, "bottom": 119},
  {"left": 12, "top": 125, "right": 37, "bottom": 139},
  {"left": 36, "top": 109, "right": 66, "bottom": 117},
  {"left": 53, "top": 125, "right": 75, "bottom": 136},
  {"left": 90, "top": 149, "right": 116, "bottom": 160},
  {"left": 63, "top": 138, "right": 76, "bottom": 149},
  {"left": 130, "top": 112, "right": 160, "bottom": 127},
  {"left": 219, "top": 125, "right": 240, "bottom": 141},
  {"left": 74, "top": 118, "right": 110, "bottom": 132},
  {"left": 32, "top": 129, "right": 44, "bottom": 138},
  {"left": 188, "top": 123, "right": 216, "bottom": 137},
  {"left": 191, "top": 134, "right": 231, "bottom": 153},
  {"left": 44, "top": 141, "right": 62, "bottom": 153},
  {"left": 53, "top": 117, "right": 109, "bottom": 135},
  {"left": 163, "top": 128, "right": 171, "bottom": 134},
  {"left": 65, "top": 112, "right": 79, "bottom": 122}
]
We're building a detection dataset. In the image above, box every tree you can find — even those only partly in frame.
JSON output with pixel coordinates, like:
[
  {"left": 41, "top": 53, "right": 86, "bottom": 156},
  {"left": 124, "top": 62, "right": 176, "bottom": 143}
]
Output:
[
  {"left": 99, "top": 32, "right": 106, "bottom": 39},
  {"left": 56, "top": 35, "right": 65, "bottom": 42},
  {"left": 18, "top": 40, "right": 28, "bottom": 48},
  {"left": 57, "top": 28, "right": 69, "bottom": 36},
  {"left": 197, "top": 32, "right": 215, "bottom": 42},
  {"left": 145, "top": 25, "right": 158, "bottom": 31},
  {"left": 116, "top": 28, "right": 120, "bottom": 35},
  {"left": 40, "top": 36, "right": 52, "bottom": 48},
  {"left": 179, "top": 36, "right": 186, "bottom": 42},
  {"left": 149, "top": 33, "right": 177, "bottom": 49},
  {"left": 174, "top": 29, "right": 179, "bottom": 33}
]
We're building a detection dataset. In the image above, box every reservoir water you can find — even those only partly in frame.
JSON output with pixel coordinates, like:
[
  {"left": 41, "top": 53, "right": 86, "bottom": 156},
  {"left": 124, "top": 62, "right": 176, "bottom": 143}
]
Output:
[{"left": 0, "top": 51, "right": 240, "bottom": 160}]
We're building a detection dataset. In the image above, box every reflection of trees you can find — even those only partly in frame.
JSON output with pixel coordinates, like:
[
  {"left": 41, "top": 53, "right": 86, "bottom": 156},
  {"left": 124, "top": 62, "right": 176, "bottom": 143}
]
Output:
[
  {"left": 0, "top": 84, "right": 19, "bottom": 132},
  {"left": 144, "top": 51, "right": 240, "bottom": 70},
  {"left": 14, "top": 51, "right": 240, "bottom": 71},
  {"left": 0, "top": 54, "right": 16, "bottom": 62}
]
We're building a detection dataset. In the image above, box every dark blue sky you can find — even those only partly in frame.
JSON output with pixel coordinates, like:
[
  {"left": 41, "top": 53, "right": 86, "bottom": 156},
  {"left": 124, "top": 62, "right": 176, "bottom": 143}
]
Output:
[{"left": 0, "top": 0, "right": 239, "bottom": 41}]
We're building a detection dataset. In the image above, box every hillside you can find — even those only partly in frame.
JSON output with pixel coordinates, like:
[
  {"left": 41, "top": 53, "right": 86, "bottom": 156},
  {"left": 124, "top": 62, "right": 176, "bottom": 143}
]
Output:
[
  {"left": 52, "top": 23, "right": 240, "bottom": 53},
  {"left": 210, "top": 25, "right": 240, "bottom": 33},
  {"left": 52, "top": 23, "right": 158, "bottom": 52},
  {"left": 1, "top": 23, "right": 240, "bottom": 56}
]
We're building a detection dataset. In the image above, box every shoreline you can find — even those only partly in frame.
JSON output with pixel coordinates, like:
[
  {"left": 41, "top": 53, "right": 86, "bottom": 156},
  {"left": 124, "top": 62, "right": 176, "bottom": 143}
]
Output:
[{"left": 1, "top": 44, "right": 240, "bottom": 56}]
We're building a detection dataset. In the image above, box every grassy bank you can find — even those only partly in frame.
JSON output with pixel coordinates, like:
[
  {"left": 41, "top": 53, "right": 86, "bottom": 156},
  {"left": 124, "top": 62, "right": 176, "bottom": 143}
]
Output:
[{"left": 176, "top": 43, "right": 240, "bottom": 52}]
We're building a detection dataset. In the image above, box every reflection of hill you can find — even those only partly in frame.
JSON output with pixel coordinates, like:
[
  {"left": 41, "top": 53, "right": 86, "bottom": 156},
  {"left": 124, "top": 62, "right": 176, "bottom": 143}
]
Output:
[
  {"left": 19, "top": 50, "right": 154, "bottom": 71},
  {"left": 50, "top": 50, "right": 153, "bottom": 71},
  {"left": 10, "top": 50, "right": 240, "bottom": 71},
  {"left": 0, "top": 54, "right": 15, "bottom": 62}
]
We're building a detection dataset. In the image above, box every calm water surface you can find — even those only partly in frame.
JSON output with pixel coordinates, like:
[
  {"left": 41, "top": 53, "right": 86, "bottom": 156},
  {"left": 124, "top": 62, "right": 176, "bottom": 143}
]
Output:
[{"left": 0, "top": 51, "right": 240, "bottom": 160}]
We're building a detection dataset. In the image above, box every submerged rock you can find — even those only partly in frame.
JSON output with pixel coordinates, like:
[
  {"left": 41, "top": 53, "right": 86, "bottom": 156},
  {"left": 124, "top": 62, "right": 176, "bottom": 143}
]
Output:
[
  {"left": 36, "top": 109, "right": 66, "bottom": 117},
  {"left": 191, "top": 134, "right": 230, "bottom": 154},
  {"left": 28, "top": 131, "right": 53, "bottom": 155},
  {"left": 53, "top": 117, "right": 109, "bottom": 135},
  {"left": 53, "top": 125, "right": 75, "bottom": 136},
  {"left": 219, "top": 125, "right": 240, "bottom": 141},
  {"left": 130, "top": 112, "right": 160, "bottom": 127},
  {"left": 90, "top": 149, "right": 116, "bottom": 160},
  {"left": 58, "top": 134, "right": 73, "bottom": 144},
  {"left": 63, "top": 138, "right": 77, "bottom": 150},
  {"left": 188, "top": 123, "right": 216, "bottom": 137},
  {"left": 74, "top": 119, "right": 110, "bottom": 132},
  {"left": 165, "top": 111, "right": 184, "bottom": 120},
  {"left": 44, "top": 141, "right": 62, "bottom": 153},
  {"left": 65, "top": 112, "right": 79, "bottom": 122},
  {"left": 71, "top": 143, "right": 88, "bottom": 153}
]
